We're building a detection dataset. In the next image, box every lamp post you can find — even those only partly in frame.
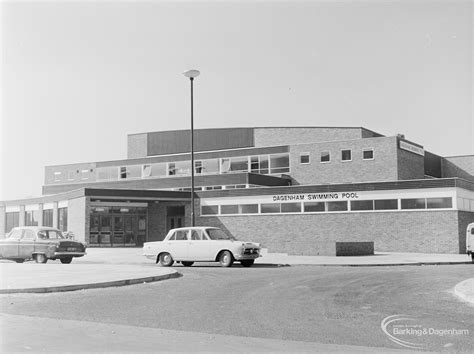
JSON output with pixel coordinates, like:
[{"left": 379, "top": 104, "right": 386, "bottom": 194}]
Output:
[{"left": 183, "top": 69, "right": 200, "bottom": 227}]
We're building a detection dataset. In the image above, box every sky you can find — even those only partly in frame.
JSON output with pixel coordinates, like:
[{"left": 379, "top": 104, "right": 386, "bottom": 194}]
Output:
[{"left": 0, "top": 0, "right": 472, "bottom": 201}]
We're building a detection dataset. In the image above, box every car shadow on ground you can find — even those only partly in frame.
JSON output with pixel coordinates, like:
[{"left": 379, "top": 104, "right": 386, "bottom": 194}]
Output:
[{"left": 171, "top": 263, "right": 289, "bottom": 269}]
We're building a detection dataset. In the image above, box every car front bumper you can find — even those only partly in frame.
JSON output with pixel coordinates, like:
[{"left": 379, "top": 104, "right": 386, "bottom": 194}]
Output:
[{"left": 53, "top": 252, "right": 86, "bottom": 258}]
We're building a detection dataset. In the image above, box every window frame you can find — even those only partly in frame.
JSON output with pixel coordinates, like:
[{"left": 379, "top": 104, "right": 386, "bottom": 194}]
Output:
[
  {"left": 320, "top": 151, "right": 331, "bottom": 164},
  {"left": 299, "top": 153, "right": 310, "bottom": 165},
  {"left": 341, "top": 149, "right": 352, "bottom": 162},
  {"left": 362, "top": 148, "right": 374, "bottom": 160}
]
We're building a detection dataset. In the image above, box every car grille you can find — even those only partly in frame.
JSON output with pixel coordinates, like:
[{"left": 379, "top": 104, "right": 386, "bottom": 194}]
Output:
[{"left": 243, "top": 248, "right": 259, "bottom": 255}]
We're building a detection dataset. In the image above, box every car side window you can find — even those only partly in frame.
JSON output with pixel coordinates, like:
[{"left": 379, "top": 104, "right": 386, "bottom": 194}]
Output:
[
  {"left": 471, "top": 228, "right": 474, "bottom": 235},
  {"left": 175, "top": 230, "right": 188, "bottom": 241},
  {"left": 38, "top": 231, "right": 49, "bottom": 239},
  {"left": 8, "top": 229, "right": 22, "bottom": 240},
  {"left": 22, "top": 230, "right": 36, "bottom": 240},
  {"left": 190, "top": 230, "right": 202, "bottom": 241},
  {"left": 168, "top": 232, "right": 176, "bottom": 241},
  {"left": 47, "top": 231, "right": 63, "bottom": 239}
]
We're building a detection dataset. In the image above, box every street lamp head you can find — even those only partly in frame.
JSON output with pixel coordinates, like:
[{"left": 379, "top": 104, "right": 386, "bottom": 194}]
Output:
[{"left": 183, "top": 69, "right": 200, "bottom": 79}]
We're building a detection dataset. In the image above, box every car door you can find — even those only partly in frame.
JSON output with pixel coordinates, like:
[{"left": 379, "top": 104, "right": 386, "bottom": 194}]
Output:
[
  {"left": 0, "top": 229, "right": 23, "bottom": 258},
  {"left": 166, "top": 229, "right": 189, "bottom": 261},
  {"left": 188, "top": 229, "right": 211, "bottom": 261},
  {"left": 19, "top": 229, "right": 36, "bottom": 259}
]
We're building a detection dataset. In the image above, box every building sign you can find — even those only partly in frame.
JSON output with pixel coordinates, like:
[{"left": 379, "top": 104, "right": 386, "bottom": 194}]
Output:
[
  {"left": 273, "top": 192, "right": 360, "bottom": 202},
  {"left": 399, "top": 140, "right": 424, "bottom": 156}
]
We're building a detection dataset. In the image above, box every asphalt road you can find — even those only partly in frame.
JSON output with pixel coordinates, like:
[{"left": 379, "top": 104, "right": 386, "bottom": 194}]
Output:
[{"left": 1, "top": 264, "right": 473, "bottom": 352}]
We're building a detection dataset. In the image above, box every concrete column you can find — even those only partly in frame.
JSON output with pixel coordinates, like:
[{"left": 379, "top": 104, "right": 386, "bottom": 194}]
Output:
[
  {"left": 52, "top": 202, "right": 59, "bottom": 228},
  {"left": 38, "top": 204, "right": 44, "bottom": 226},
  {"left": 0, "top": 206, "right": 5, "bottom": 238},
  {"left": 19, "top": 205, "right": 25, "bottom": 226}
]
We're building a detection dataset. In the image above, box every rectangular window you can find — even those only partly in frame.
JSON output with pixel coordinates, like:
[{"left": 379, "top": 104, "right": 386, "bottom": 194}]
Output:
[
  {"left": 58, "top": 207, "right": 68, "bottom": 231},
  {"left": 363, "top": 149, "right": 374, "bottom": 160},
  {"left": 261, "top": 203, "right": 281, "bottom": 213},
  {"left": 119, "top": 167, "right": 127, "bottom": 179},
  {"left": 230, "top": 156, "right": 248, "bottom": 173},
  {"left": 281, "top": 202, "right": 301, "bottom": 213},
  {"left": 300, "top": 153, "right": 310, "bottom": 164},
  {"left": 142, "top": 164, "right": 152, "bottom": 177},
  {"left": 150, "top": 163, "right": 167, "bottom": 177},
  {"left": 270, "top": 154, "right": 290, "bottom": 173},
  {"left": 401, "top": 198, "right": 426, "bottom": 210},
  {"left": 320, "top": 152, "right": 330, "bottom": 163},
  {"left": 81, "top": 169, "right": 90, "bottom": 180},
  {"left": 220, "top": 158, "right": 231, "bottom": 173},
  {"left": 201, "top": 205, "right": 218, "bottom": 215},
  {"left": 341, "top": 149, "right": 352, "bottom": 161},
  {"left": 168, "top": 163, "right": 176, "bottom": 176},
  {"left": 351, "top": 200, "right": 374, "bottom": 211},
  {"left": 25, "top": 210, "right": 40, "bottom": 226},
  {"left": 195, "top": 160, "right": 203, "bottom": 174},
  {"left": 221, "top": 205, "right": 239, "bottom": 215},
  {"left": 239, "top": 204, "right": 258, "bottom": 214},
  {"left": 43, "top": 209, "right": 53, "bottom": 227},
  {"left": 327, "top": 201, "right": 348, "bottom": 212},
  {"left": 5, "top": 212, "right": 19, "bottom": 233},
  {"left": 426, "top": 197, "right": 452, "bottom": 209},
  {"left": 174, "top": 161, "right": 191, "bottom": 176},
  {"left": 53, "top": 172, "right": 62, "bottom": 182},
  {"left": 250, "top": 155, "right": 269, "bottom": 174},
  {"left": 374, "top": 199, "right": 398, "bottom": 210},
  {"left": 304, "top": 202, "right": 325, "bottom": 212},
  {"left": 201, "top": 159, "right": 219, "bottom": 174}
]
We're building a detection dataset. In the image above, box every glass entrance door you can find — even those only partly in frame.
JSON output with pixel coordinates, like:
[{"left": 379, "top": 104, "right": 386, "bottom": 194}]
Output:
[
  {"left": 89, "top": 206, "right": 147, "bottom": 247},
  {"left": 90, "top": 215, "right": 112, "bottom": 246}
]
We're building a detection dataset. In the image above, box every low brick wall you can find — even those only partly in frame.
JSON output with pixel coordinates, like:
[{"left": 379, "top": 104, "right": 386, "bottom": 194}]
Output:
[{"left": 335, "top": 242, "right": 374, "bottom": 256}]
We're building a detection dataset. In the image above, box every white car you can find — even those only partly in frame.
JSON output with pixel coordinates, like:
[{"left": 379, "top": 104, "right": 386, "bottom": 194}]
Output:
[{"left": 143, "top": 227, "right": 261, "bottom": 267}]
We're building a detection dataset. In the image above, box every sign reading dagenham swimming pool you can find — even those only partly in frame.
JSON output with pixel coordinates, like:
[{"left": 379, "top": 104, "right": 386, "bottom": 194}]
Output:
[{"left": 272, "top": 192, "right": 360, "bottom": 202}]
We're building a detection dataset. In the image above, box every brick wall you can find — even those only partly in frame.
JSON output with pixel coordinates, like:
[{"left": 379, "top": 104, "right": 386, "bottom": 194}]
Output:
[
  {"left": 198, "top": 210, "right": 462, "bottom": 255},
  {"left": 147, "top": 201, "right": 192, "bottom": 242},
  {"left": 397, "top": 148, "right": 425, "bottom": 180},
  {"left": 289, "top": 137, "right": 399, "bottom": 185},
  {"left": 254, "top": 127, "right": 366, "bottom": 147}
]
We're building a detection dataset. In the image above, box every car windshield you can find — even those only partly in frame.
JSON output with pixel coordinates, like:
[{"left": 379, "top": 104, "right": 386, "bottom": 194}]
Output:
[
  {"left": 206, "top": 228, "right": 235, "bottom": 241},
  {"left": 38, "top": 230, "right": 65, "bottom": 240}
]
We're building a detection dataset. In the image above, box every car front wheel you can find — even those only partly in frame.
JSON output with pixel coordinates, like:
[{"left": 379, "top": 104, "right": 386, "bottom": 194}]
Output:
[
  {"left": 159, "top": 253, "right": 174, "bottom": 267},
  {"left": 219, "top": 251, "right": 234, "bottom": 267},
  {"left": 240, "top": 259, "right": 254, "bottom": 267},
  {"left": 60, "top": 257, "right": 73, "bottom": 264},
  {"left": 35, "top": 254, "right": 48, "bottom": 264},
  {"left": 181, "top": 261, "right": 194, "bottom": 267},
  {"left": 15, "top": 259, "right": 25, "bottom": 263}
]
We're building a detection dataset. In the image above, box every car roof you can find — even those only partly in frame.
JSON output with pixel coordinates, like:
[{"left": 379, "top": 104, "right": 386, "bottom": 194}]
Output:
[
  {"left": 11, "top": 226, "right": 61, "bottom": 232},
  {"left": 168, "top": 226, "right": 219, "bottom": 232}
]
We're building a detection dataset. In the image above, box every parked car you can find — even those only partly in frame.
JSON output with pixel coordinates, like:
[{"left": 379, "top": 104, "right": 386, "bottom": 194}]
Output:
[
  {"left": 0, "top": 226, "right": 87, "bottom": 264},
  {"left": 143, "top": 227, "right": 261, "bottom": 267},
  {"left": 467, "top": 223, "right": 474, "bottom": 262}
]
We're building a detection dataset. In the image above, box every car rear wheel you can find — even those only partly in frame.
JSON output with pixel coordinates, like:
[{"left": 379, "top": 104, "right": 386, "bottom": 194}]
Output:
[
  {"left": 181, "top": 261, "right": 194, "bottom": 267},
  {"left": 219, "top": 251, "right": 234, "bottom": 267},
  {"left": 35, "top": 254, "right": 48, "bottom": 264},
  {"left": 471, "top": 254, "right": 474, "bottom": 263},
  {"left": 159, "top": 253, "right": 174, "bottom": 267},
  {"left": 15, "top": 259, "right": 25, "bottom": 263},
  {"left": 60, "top": 257, "right": 73, "bottom": 264},
  {"left": 240, "top": 259, "right": 255, "bottom": 267}
]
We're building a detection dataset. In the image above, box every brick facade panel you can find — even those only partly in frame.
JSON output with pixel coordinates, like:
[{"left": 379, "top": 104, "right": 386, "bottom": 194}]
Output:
[
  {"left": 198, "top": 211, "right": 461, "bottom": 255},
  {"left": 289, "top": 137, "right": 399, "bottom": 185},
  {"left": 254, "top": 127, "right": 365, "bottom": 147}
]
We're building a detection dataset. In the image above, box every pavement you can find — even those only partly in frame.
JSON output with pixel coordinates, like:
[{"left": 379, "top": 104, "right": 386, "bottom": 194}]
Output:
[{"left": 0, "top": 248, "right": 473, "bottom": 298}]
